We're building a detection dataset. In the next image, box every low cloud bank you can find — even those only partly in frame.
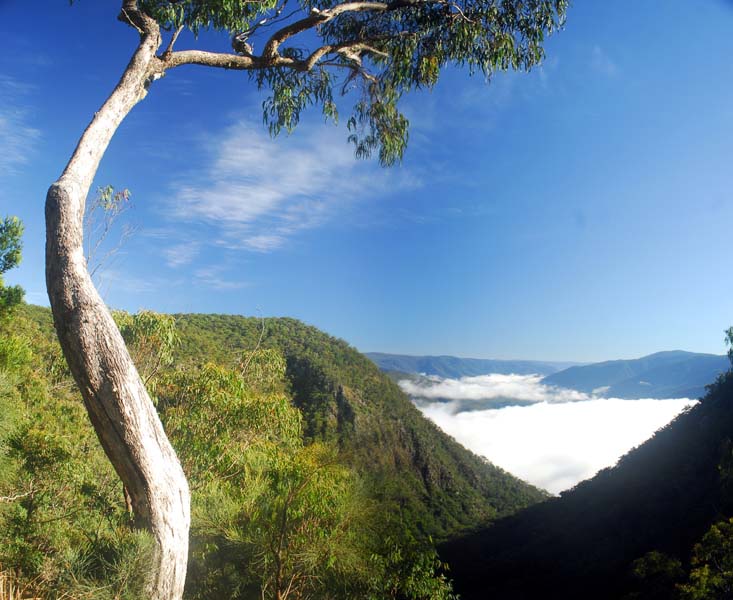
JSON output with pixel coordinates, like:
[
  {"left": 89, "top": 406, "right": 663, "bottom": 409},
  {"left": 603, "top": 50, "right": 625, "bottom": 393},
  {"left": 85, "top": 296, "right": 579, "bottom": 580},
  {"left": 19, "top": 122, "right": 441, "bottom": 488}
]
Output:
[
  {"left": 402, "top": 374, "right": 696, "bottom": 494},
  {"left": 400, "top": 373, "right": 589, "bottom": 411}
]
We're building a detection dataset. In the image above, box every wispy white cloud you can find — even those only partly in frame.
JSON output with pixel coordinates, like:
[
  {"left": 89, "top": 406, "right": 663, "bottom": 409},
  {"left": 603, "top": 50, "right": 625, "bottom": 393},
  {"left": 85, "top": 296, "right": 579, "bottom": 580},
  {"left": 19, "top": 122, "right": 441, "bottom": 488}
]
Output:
[
  {"left": 163, "top": 242, "right": 200, "bottom": 268},
  {"left": 0, "top": 76, "right": 41, "bottom": 176},
  {"left": 591, "top": 45, "right": 619, "bottom": 77},
  {"left": 402, "top": 374, "right": 696, "bottom": 494},
  {"left": 168, "top": 118, "right": 419, "bottom": 252},
  {"left": 238, "top": 234, "right": 287, "bottom": 253},
  {"left": 193, "top": 265, "right": 249, "bottom": 290},
  {"left": 149, "top": 233, "right": 251, "bottom": 289}
]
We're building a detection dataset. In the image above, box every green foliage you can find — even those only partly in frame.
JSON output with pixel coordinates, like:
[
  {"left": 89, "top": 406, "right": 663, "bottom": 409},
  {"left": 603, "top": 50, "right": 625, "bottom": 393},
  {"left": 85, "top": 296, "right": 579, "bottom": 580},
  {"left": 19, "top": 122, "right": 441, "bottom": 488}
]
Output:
[
  {"left": 0, "top": 216, "right": 23, "bottom": 275},
  {"left": 93, "top": 185, "right": 131, "bottom": 212},
  {"left": 0, "top": 307, "right": 155, "bottom": 598},
  {"left": 0, "top": 285, "right": 24, "bottom": 319},
  {"left": 0, "top": 334, "right": 33, "bottom": 373},
  {"left": 158, "top": 348, "right": 457, "bottom": 599},
  {"left": 628, "top": 551, "right": 685, "bottom": 600},
  {"left": 365, "top": 532, "right": 457, "bottom": 600},
  {"left": 679, "top": 519, "right": 733, "bottom": 599},
  {"left": 159, "top": 357, "right": 302, "bottom": 484},
  {"left": 140, "top": 0, "right": 268, "bottom": 35},
  {"left": 348, "top": 85, "right": 409, "bottom": 166},
  {"left": 0, "top": 216, "right": 24, "bottom": 318},
  {"left": 0, "top": 306, "right": 466, "bottom": 598},
  {"left": 259, "top": 65, "right": 337, "bottom": 136},
  {"left": 113, "top": 309, "right": 178, "bottom": 393},
  {"left": 725, "top": 326, "right": 733, "bottom": 366},
  {"left": 57, "top": 529, "right": 156, "bottom": 600},
  {"left": 135, "top": 0, "right": 566, "bottom": 165},
  {"left": 172, "top": 313, "right": 546, "bottom": 539}
]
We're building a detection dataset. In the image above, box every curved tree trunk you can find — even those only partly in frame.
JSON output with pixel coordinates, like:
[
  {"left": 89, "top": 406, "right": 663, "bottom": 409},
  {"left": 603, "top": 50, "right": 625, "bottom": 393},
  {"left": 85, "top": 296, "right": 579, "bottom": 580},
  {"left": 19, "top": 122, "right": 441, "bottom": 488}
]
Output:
[{"left": 45, "top": 12, "right": 189, "bottom": 600}]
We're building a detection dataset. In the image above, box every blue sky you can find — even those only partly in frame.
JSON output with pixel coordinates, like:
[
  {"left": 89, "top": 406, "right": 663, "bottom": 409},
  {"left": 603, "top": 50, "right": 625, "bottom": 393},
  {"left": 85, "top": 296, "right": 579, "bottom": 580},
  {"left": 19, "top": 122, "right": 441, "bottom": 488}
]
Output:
[{"left": 1, "top": 1, "right": 733, "bottom": 362}]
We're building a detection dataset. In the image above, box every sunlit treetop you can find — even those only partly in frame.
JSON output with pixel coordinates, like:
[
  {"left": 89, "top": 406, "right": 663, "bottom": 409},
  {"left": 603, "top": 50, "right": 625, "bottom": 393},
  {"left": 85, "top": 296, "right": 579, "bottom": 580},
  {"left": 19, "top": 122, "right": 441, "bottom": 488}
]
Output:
[
  {"left": 0, "top": 217, "right": 23, "bottom": 276},
  {"left": 0, "top": 216, "right": 24, "bottom": 316},
  {"left": 88, "top": 0, "right": 567, "bottom": 164}
]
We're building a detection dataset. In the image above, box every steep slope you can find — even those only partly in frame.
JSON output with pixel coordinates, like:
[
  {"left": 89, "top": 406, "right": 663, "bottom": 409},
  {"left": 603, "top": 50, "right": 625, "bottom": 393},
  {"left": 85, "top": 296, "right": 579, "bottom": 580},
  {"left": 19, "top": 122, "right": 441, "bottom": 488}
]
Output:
[
  {"left": 21, "top": 306, "right": 546, "bottom": 539},
  {"left": 441, "top": 369, "right": 733, "bottom": 599},
  {"left": 367, "top": 352, "right": 577, "bottom": 378},
  {"left": 543, "top": 350, "right": 729, "bottom": 399},
  {"left": 171, "top": 314, "right": 547, "bottom": 538}
]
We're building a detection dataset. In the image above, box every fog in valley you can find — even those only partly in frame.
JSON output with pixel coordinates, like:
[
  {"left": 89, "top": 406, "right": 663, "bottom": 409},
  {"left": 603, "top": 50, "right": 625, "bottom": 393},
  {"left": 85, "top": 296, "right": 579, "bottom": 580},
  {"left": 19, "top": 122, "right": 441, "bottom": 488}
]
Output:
[{"left": 404, "top": 374, "right": 697, "bottom": 494}]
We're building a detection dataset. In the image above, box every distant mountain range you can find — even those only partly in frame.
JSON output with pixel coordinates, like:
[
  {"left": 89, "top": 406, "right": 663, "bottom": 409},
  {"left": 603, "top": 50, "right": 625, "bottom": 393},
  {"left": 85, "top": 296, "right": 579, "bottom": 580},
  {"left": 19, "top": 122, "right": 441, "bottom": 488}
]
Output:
[
  {"left": 541, "top": 350, "right": 730, "bottom": 400},
  {"left": 365, "top": 353, "right": 580, "bottom": 378},
  {"left": 368, "top": 350, "right": 730, "bottom": 400}
]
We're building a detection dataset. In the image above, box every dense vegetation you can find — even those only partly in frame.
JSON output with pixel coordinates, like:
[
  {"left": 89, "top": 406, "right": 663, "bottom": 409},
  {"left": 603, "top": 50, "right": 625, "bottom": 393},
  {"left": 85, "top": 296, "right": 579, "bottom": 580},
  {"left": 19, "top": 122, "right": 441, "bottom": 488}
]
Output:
[
  {"left": 0, "top": 303, "right": 465, "bottom": 598},
  {"left": 441, "top": 355, "right": 733, "bottom": 599},
  {"left": 7, "top": 206, "right": 733, "bottom": 599},
  {"left": 171, "top": 313, "right": 547, "bottom": 538},
  {"left": 0, "top": 217, "right": 544, "bottom": 598}
]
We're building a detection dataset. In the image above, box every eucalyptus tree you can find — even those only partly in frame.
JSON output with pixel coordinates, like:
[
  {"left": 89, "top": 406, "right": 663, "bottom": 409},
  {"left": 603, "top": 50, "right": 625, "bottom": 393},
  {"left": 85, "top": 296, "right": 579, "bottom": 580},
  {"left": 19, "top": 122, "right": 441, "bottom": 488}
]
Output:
[
  {"left": 46, "top": 0, "right": 567, "bottom": 597},
  {"left": 0, "top": 217, "right": 24, "bottom": 318}
]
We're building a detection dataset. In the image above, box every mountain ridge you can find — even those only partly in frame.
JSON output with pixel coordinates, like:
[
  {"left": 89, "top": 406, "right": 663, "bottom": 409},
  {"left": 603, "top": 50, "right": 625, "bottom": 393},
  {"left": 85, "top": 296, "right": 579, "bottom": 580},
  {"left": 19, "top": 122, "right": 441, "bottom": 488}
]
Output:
[
  {"left": 369, "top": 350, "right": 729, "bottom": 400},
  {"left": 366, "top": 352, "right": 580, "bottom": 378},
  {"left": 149, "top": 311, "right": 548, "bottom": 537},
  {"left": 542, "top": 349, "right": 729, "bottom": 399},
  {"left": 15, "top": 305, "right": 546, "bottom": 540}
]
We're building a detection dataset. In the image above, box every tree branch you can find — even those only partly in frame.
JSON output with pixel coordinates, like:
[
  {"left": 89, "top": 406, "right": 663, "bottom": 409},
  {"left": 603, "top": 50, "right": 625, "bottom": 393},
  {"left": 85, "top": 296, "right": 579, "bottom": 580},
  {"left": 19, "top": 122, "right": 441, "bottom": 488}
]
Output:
[
  {"left": 164, "top": 50, "right": 261, "bottom": 70},
  {"left": 240, "top": 315, "right": 266, "bottom": 377},
  {"left": 236, "top": 0, "right": 291, "bottom": 40},
  {"left": 165, "top": 35, "right": 390, "bottom": 75},
  {"left": 160, "top": 0, "right": 433, "bottom": 76},
  {"left": 261, "top": 1, "right": 389, "bottom": 58},
  {"left": 118, "top": 0, "right": 157, "bottom": 36},
  {"left": 0, "top": 490, "right": 32, "bottom": 503},
  {"left": 303, "top": 40, "right": 389, "bottom": 71},
  {"left": 164, "top": 26, "right": 184, "bottom": 57}
]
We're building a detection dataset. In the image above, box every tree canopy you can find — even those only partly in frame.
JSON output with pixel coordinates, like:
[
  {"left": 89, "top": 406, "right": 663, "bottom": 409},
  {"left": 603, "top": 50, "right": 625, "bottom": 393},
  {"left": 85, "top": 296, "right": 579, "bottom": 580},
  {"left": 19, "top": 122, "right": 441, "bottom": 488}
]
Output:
[
  {"left": 40, "top": 1, "right": 568, "bottom": 595},
  {"left": 132, "top": 0, "right": 567, "bottom": 164},
  {"left": 0, "top": 217, "right": 24, "bottom": 318},
  {"left": 1, "top": 305, "right": 466, "bottom": 598}
]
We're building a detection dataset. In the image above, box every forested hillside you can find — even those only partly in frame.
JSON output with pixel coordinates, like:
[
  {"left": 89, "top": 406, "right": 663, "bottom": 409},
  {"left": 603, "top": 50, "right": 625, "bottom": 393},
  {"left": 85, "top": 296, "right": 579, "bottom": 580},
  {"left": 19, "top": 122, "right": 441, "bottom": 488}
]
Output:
[
  {"left": 5, "top": 298, "right": 733, "bottom": 600},
  {"left": 171, "top": 313, "right": 547, "bottom": 536},
  {"left": 1, "top": 304, "right": 545, "bottom": 598},
  {"left": 441, "top": 366, "right": 733, "bottom": 599}
]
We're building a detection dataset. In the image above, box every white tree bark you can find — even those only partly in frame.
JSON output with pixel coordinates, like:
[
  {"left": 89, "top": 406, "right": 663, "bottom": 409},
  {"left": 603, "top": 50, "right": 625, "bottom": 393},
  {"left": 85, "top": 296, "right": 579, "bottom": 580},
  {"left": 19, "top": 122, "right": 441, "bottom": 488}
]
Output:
[{"left": 45, "top": 10, "right": 189, "bottom": 600}]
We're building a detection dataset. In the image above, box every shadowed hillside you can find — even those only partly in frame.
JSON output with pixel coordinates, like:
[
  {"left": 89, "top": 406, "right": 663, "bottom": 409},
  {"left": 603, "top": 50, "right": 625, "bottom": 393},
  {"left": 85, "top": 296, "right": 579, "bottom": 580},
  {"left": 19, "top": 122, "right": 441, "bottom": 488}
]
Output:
[{"left": 441, "top": 369, "right": 733, "bottom": 599}]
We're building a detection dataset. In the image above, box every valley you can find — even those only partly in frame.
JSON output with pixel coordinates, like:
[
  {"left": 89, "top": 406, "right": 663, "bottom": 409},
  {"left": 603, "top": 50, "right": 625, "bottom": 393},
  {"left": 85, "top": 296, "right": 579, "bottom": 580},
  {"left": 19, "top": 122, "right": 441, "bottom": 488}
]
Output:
[
  {"left": 369, "top": 351, "right": 723, "bottom": 493},
  {"left": 2, "top": 304, "right": 731, "bottom": 598}
]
